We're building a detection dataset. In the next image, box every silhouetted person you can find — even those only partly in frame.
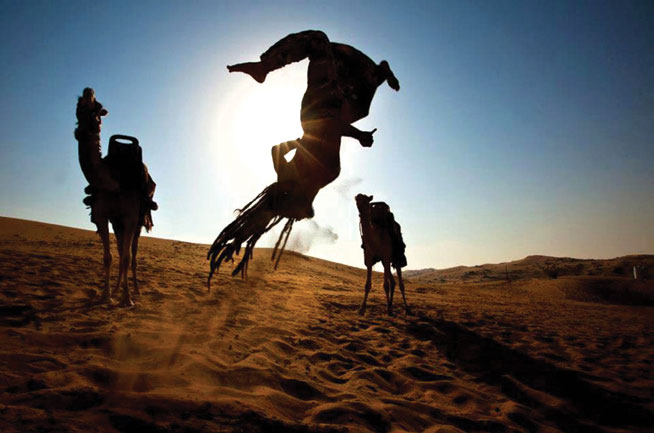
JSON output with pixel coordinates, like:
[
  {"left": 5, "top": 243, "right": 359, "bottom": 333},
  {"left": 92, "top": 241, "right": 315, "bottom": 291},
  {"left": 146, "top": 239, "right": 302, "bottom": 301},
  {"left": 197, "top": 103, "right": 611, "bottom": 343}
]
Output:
[
  {"left": 209, "top": 31, "right": 399, "bottom": 280},
  {"left": 228, "top": 30, "right": 400, "bottom": 218}
]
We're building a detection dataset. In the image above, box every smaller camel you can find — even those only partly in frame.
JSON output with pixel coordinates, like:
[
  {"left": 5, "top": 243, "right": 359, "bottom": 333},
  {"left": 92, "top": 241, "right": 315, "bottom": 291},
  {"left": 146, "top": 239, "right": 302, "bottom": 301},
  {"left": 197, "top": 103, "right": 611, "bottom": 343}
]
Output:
[{"left": 355, "top": 194, "right": 410, "bottom": 315}]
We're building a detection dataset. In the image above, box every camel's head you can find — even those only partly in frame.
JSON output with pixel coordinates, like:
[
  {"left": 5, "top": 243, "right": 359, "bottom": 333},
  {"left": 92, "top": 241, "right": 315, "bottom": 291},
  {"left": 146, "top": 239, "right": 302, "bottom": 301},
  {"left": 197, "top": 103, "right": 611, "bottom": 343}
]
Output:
[
  {"left": 82, "top": 87, "right": 95, "bottom": 103},
  {"left": 355, "top": 193, "right": 373, "bottom": 213}
]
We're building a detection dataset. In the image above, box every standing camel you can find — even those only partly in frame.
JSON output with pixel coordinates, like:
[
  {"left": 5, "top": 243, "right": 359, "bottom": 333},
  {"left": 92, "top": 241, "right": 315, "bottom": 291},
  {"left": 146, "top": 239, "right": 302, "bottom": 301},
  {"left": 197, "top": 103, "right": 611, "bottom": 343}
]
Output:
[
  {"left": 355, "top": 194, "right": 410, "bottom": 315},
  {"left": 75, "top": 88, "right": 155, "bottom": 307}
]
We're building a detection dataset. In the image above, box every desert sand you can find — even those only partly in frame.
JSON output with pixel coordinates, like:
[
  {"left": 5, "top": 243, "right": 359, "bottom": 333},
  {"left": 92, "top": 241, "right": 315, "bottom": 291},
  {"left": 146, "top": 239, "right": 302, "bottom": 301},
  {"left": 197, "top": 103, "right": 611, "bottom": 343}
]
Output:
[{"left": 0, "top": 216, "right": 652, "bottom": 433}]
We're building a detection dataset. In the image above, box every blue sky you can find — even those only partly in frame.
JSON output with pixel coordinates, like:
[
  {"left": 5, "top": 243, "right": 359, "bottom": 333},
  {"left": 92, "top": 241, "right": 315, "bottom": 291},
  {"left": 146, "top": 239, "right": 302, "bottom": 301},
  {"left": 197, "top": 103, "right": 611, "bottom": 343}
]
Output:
[{"left": 1, "top": 0, "right": 652, "bottom": 269}]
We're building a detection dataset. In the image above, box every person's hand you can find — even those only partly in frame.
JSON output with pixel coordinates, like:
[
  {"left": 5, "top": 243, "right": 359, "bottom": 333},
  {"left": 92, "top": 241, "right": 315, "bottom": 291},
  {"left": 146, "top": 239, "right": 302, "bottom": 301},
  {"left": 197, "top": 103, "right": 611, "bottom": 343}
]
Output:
[{"left": 359, "top": 128, "right": 377, "bottom": 147}]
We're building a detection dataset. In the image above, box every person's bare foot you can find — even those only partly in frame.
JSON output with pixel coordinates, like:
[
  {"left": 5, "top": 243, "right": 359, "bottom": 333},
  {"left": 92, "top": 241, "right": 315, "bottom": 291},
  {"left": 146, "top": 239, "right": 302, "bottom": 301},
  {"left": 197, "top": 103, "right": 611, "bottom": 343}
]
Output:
[
  {"left": 380, "top": 60, "right": 400, "bottom": 91},
  {"left": 227, "top": 62, "right": 268, "bottom": 83}
]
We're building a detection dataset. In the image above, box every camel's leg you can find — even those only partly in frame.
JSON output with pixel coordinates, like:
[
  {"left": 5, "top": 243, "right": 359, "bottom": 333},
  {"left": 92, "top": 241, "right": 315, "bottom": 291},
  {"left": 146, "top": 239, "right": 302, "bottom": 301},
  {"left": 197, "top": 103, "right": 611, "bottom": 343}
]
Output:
[
  {"left": 112, "top": 225, "right": 124, "bottom": 299},
  {"left": 395, "top": 266, "right": 411, "bottom": 315},
  {"left": 117, "top": 222, "right": 137, "bottom": 308},
  {"left": 383, "top": 261, "right": 395, "bottom": 315},
  {"left": 389, "top": 265, "right": 396, "bottom": 308},
  {"left": 96, "top": 217, "right": 112, "bottom": 304},
  {"left": 358, "top": 265, "right": 373, "bottom": 315},
  {"left": 131, "top": 227, "right": 141, "bottom": 296},
  {"left": 381, "top": 261, "right": 390, "bottom": 308}
]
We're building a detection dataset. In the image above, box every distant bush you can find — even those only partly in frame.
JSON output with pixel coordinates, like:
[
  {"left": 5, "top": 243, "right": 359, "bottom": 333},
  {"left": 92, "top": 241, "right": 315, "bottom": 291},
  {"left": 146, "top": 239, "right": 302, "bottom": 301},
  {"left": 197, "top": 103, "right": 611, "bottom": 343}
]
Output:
[
  {"left": 462, "top": 271, "right": 476, "bottom": 281},
  {"left": 613, "top": 266, "right": 625, "bottom": 275},
  {"left": 542, "top": 265, "right": 559, "bottom": 279},
  {"left": 639, "top": 267, "right": 650, "bottom": 280},
  {"left": 561, "top": 277, "right": 654, "bottom": 306}
]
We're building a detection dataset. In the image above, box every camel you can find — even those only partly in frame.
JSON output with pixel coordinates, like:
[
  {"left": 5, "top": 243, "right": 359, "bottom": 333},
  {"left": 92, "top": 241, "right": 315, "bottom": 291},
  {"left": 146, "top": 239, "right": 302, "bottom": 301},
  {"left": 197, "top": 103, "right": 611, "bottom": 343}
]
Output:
[
  {"left": 355, "top": 194, "right": 410, "bottom": 316},
  {"left": 90, "top": 136, "right": 154, "bottom": 307},
  {"left": 75, "top": 88, "right": 154, "bottom": 307}
]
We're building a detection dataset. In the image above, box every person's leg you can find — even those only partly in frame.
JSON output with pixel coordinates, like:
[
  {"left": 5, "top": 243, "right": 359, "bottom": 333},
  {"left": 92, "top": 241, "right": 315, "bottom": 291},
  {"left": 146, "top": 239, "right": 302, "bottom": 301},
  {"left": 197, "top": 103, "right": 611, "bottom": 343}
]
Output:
[
  {"left": 228, "top": 30, "right": 331, "bottom": 83},
  {"left": 271, "top": 139, "right": 298, "bottom": 176}
]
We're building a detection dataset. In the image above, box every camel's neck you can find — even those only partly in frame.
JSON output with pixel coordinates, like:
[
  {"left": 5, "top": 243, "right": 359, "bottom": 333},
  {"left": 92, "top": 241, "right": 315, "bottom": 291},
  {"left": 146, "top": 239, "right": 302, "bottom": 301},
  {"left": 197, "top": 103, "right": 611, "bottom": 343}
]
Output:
[
  {"left": 81, "top": 133, "right": 99, "bottom": 146},
  {"left": 76, "top": 127, "right": 102, "bottom": 152},
  {"left": 358, "top": 207, "right": 374, "bottom": 238},
  {"left": 76, "top": 127, "right": 103, "bottom": 179}
]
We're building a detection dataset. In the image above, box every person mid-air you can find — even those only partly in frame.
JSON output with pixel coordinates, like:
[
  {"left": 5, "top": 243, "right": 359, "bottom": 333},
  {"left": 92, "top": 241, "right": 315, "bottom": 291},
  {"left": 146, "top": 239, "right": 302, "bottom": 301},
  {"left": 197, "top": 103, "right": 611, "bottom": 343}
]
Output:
[{"left": 208, "top": 30, "right": 399, "bottom": 282}]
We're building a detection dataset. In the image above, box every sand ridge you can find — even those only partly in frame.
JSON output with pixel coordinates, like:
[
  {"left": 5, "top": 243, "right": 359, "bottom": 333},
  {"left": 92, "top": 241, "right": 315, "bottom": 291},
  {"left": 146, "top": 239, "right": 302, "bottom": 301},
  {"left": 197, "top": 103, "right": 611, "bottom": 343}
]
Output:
[{"left": 0, "top": 217, "right": 653, "bottom": 432}]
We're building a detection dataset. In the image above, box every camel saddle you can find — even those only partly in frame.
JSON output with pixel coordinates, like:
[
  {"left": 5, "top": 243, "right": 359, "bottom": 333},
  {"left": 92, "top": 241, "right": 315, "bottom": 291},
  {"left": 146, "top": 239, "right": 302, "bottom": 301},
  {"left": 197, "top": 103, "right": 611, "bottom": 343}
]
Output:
[{"left": 105, "top": 134, "right": 144, "bottom": 190}]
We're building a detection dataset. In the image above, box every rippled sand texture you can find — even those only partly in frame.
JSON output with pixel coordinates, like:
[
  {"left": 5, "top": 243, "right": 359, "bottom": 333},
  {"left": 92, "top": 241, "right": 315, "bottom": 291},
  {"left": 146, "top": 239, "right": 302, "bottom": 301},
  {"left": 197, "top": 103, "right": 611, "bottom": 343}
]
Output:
[{"left": 1, "top": 217, "right": 653, "bottom": 433}]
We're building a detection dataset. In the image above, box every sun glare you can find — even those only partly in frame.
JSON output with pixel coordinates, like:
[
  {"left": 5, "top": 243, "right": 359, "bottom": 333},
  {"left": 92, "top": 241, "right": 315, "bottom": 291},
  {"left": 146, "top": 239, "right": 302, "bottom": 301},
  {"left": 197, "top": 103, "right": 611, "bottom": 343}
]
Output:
[
  {"left": 210, "top": 60, "right": 363, "bottom": 255},
  {"left": 213, "top": 62, "right": 307, "bottom": 196}
]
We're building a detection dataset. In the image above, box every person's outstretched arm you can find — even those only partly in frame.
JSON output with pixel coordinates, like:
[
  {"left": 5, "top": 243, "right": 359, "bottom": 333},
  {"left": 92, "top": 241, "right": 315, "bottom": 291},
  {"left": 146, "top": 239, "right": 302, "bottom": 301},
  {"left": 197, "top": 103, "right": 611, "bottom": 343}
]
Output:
[{"left": 342, "top": 124, "right": 376, "bottom": 147}]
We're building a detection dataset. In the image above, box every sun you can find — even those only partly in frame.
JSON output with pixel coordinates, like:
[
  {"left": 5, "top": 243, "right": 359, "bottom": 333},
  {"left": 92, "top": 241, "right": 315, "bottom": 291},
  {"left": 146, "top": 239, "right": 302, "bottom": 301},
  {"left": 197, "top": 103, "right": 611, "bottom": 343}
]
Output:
[
  {"left": 213, "top": 62, "right": 307, "bottom": 195},
  {"left": 210, "top": 60, "right": 361, "bottom": 254}
]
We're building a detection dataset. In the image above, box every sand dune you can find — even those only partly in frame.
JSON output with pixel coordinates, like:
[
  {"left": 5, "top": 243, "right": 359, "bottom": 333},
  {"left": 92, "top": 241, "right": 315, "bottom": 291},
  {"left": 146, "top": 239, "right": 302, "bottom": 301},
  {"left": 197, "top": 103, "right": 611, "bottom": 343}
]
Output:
[
  {"left": 405, "top": 254, "right": 654, "bottom": 284},
  {"left": 0, "top": 216, "right": 653, "bottom": 433}
]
